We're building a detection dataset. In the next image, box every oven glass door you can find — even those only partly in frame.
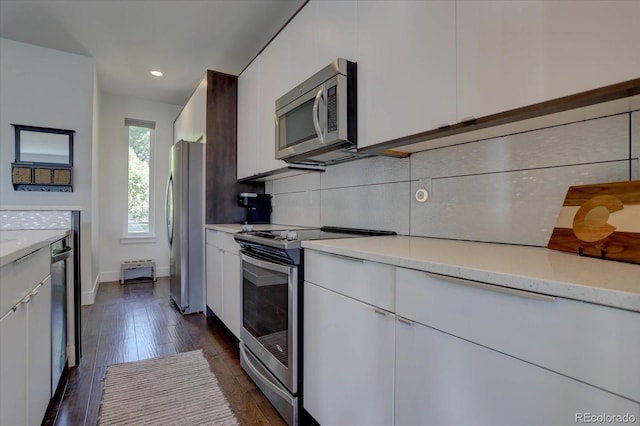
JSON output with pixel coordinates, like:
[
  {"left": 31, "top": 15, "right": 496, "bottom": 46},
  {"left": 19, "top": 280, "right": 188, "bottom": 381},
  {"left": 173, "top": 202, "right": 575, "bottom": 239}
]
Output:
[{"left": 241, "top": 252, "right": 297, "bottom": 393}]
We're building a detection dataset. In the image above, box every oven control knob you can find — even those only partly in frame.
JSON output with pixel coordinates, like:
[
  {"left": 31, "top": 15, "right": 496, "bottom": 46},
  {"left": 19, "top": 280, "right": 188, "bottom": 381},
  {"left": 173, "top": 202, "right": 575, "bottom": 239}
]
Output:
[
  {"left": 287, "top": 231, "right": 298, "bottom": 240},
  {"left": 280, "top": 231, "right": 289, "bottom": 239}
]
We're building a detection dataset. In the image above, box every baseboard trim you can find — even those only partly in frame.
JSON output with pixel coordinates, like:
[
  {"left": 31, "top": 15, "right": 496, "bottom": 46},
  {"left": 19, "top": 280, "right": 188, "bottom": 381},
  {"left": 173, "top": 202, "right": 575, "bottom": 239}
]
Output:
[{"left": 81, "top": 275, "right": 99, "bottom": 305}]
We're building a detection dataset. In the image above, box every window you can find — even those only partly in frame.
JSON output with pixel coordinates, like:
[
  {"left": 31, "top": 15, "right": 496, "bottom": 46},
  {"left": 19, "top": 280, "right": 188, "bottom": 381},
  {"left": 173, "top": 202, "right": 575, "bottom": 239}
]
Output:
[{"left": 124, "top": 118, "right": 155, "bottom": 237}]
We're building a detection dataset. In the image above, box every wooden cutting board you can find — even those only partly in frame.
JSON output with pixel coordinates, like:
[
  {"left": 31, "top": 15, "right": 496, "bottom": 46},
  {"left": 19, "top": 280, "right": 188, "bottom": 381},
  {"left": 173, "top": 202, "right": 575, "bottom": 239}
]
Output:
[{"left": 547, "top": 180, "right": 640, "bottom": 264}]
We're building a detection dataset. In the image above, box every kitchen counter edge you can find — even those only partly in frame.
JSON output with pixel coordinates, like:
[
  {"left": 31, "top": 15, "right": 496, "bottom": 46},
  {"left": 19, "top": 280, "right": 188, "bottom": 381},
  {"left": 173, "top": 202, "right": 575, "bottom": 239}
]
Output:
[
  {"left": 0, "top": 229, "right": 71, "bottom": 268},
  {"left": 302, "top": 235, "right": 640, "bottom": 313}
]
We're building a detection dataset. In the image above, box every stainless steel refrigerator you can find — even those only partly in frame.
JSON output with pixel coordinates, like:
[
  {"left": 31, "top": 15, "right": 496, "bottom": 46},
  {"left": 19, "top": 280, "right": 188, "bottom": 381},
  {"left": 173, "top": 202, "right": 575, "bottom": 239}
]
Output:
[{"left": 167, "top": 140, "right": 204, "bottom": 314}]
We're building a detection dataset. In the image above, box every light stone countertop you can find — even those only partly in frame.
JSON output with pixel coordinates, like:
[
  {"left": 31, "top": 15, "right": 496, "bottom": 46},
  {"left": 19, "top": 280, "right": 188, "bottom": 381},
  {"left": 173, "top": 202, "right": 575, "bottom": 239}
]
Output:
[
  {"left": 302, "top": 236, "right": 640, "bottom": 312},
  {"left": 0, "top": 229, "right": 70, "bottom": 267}
]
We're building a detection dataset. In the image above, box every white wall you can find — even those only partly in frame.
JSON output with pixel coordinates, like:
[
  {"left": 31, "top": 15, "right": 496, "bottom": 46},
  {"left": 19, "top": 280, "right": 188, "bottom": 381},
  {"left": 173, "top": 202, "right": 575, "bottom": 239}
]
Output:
[
  {"left": 267, "top": 111, "right": 639, "bottom": 246},
  {"left": 98, "top": 93, "right": 181, "bottom": 282},
  {"left": 0, "top": 38, "right": 97, "bottom": 303}
]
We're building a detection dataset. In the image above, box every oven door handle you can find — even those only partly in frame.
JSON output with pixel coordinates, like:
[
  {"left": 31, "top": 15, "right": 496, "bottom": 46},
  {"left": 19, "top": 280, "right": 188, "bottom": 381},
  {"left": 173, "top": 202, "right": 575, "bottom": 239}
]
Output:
[
  {"left": 240, "top": 346, "right": 293, "bottom": 405},
  {"left": 241, "top": 252, "right": 294, "bottom": 275}
]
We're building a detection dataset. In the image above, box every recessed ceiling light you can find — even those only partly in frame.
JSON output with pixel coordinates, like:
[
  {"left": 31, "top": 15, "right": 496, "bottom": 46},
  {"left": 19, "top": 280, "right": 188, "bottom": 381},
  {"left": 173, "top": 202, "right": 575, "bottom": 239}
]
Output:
[{"left": 150, "top": 70, "right": 163, "bottom": 77}]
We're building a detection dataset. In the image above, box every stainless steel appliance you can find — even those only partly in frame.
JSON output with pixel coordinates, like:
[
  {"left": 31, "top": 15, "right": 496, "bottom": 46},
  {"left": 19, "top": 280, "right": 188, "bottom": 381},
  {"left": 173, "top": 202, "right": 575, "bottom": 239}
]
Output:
[
  {"left": 238, "top": 192, "right": 272, "bottom": 224},
  {"left": 234, "top": 227, "right": 395, "bottom": 425},
  {"left": 166, "top": 140, "right": 204, "bottom": 315},
  {"left": 275, "top": 58, "right": 364, "bottom": 165},
  {"left": 50, "top": 236, "right": 72, "bottom": 396}
]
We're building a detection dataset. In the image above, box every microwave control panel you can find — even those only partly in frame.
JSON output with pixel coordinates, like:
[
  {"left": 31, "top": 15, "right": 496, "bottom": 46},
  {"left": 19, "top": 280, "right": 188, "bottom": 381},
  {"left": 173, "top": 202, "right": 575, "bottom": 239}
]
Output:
[{"left": 327, "top": 85, "right": 337, "bottom": 133}]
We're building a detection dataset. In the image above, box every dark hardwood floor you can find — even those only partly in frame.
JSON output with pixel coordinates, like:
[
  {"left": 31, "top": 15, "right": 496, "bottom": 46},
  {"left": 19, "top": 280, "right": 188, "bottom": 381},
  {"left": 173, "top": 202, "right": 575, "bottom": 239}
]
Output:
[{"left": 46, "top": 277, "right": 287, "bottom": 426}]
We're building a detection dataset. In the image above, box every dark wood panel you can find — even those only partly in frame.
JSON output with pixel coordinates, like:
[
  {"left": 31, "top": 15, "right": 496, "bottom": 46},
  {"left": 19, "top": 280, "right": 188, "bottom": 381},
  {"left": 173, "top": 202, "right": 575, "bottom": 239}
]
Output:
[{"left": 205, "top": 70, "right": 264, "bottom": 224}]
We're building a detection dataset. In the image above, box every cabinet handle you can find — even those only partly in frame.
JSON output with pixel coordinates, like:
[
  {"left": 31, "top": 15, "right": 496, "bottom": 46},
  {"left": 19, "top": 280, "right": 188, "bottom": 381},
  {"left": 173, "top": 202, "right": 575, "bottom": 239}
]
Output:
[
  {"left": 29, "top": 280, "right": 46, "bottom": 297},
  {"left": 373, "top": 308, "right": 388, "bottom": 316},
  {"left": 397, "top": 317, "right": 413, "bottom": 326},
  {"left": 319, "top": 251, "right": 365, "bottom": 264},
  {"left": 0, "top": 305, "right": 19, "bottom": 322},
  {"left": 15, "top": 249, "right": 40, "bottom": 264},
  {"left": 424, "top": 272, "right": 555, "bottom": 303}
]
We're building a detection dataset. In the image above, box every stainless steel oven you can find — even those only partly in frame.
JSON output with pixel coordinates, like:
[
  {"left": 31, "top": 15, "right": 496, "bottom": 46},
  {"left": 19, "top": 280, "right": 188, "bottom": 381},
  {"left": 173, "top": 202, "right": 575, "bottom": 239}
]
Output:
[
  {"left": 239, "top": 251, "right": 298, "bottom": 424},
  {"left": 235, "top": 227, "right": 396, "bottom": 426}
]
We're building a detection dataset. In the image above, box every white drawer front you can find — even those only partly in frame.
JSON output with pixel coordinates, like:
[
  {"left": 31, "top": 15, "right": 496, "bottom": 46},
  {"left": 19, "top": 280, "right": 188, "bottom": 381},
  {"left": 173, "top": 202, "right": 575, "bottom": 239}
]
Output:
[
  {"left": 217, "top": 231, "right": 240, "bottom": 254},
  {"left": 304, "top": 250, "right": 395, "bottom": 311},
  {"left": 205, "top": 229, "right": 217, "bottom": 246},
  {"left": 396, "top": 267, "right": 640, "bottom": 402},
  {"left": 205, "top": 229, "right": 239, "bottom": 254},
  {"left": 0, "top": 247, "right": 49, "bottom": 316}
]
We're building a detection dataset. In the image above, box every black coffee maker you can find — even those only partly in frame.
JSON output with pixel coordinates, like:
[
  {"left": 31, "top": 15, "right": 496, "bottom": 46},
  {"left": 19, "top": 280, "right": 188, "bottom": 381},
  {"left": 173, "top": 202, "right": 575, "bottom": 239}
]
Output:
[{"left": 238, "top": 193, "right": 272, "bottom": 224}]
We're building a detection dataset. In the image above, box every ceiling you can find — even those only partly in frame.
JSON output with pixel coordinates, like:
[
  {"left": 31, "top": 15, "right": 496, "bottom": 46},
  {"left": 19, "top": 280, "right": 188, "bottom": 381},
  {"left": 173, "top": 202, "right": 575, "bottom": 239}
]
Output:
[{"left": 0, "top": 0, "right": 306, "bottom": 106}]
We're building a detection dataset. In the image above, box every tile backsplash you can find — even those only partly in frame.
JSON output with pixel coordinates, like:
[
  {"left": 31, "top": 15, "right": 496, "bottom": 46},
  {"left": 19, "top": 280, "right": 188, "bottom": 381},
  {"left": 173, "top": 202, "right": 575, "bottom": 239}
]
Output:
[
  {"left": 0, "top": 210, "right": 72, "bottom": 230},
  {"left": 266, "top": 111, "right": 639, "bottom": 246}
]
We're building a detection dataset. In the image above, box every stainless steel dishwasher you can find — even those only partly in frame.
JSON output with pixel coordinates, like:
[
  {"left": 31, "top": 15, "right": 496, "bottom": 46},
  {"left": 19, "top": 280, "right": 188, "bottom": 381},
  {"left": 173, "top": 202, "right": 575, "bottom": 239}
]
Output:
[{"left": 51, "top": 236, "right": 72, "bottom": 396}]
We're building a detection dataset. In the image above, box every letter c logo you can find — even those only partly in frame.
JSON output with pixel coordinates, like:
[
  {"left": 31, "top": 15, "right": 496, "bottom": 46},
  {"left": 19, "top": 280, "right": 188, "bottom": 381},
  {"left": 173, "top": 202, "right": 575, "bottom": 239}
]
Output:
[{"left": 572, "top": 195, "right": 624, "bottom": 242}]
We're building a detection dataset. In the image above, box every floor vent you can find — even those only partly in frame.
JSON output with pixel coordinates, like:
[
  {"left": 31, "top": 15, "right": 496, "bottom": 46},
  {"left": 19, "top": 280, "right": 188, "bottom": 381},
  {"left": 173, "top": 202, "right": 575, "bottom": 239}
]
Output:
[{"left": 120, "top": 259, "right": 156, "bottom": 284}]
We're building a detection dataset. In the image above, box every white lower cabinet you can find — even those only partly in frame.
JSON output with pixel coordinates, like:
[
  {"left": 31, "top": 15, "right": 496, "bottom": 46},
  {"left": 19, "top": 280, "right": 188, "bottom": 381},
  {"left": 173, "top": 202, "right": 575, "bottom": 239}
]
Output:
[
  {"left": 395, "top": 317, "right": 639, "bottom": 426},
  {"left": 27, "top": 276, "right": 52, "bottom": 426},
  {"left": 303, "top": 281, "right": 395, "bottom": 426},
  {"left": 205, "top": 229, "right": 241, "bottom": 339},
  {"left": 0, "top": 299, "right": 28, "bottom": 426},
  {"left": 302, "top": 249, "right": 640, "bottom": 425},
  {"left": 221, "top": 252, "right": 241, "bottom": 338},
  {"left": 0, "top": 275, "right": 51, "bottom": 426},
  {"left": 206, "top": 242, "right": 223, "bottom": 318}
]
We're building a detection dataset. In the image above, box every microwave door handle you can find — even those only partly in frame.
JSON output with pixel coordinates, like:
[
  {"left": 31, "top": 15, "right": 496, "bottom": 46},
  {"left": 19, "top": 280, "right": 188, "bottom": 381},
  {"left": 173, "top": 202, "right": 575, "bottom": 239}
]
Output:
[{"left": 312, "top": 88, "right": 325, "bottom": 144}]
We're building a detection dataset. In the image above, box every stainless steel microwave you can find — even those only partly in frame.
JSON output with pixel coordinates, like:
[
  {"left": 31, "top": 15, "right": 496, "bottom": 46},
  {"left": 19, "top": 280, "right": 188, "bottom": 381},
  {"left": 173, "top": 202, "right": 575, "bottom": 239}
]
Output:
[{"left": 275, "top": 58, "right": 359, "bottom": 165}]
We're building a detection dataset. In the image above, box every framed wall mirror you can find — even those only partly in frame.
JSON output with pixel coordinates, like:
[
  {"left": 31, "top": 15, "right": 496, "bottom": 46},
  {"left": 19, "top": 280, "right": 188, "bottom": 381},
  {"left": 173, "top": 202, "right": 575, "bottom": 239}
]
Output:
[
  {"left": 11, "top": 124, "right": 75, "bottom": 192},
  {"left": 13, "top": 124, "right": 74, "bottom": 166}
]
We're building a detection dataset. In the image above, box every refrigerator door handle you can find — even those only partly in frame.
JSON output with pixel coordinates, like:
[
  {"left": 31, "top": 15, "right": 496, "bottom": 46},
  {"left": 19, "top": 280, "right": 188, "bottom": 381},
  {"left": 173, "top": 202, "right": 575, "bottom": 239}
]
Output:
[{"left": 166, "top": 173, "right": 174, "bottom": 245}]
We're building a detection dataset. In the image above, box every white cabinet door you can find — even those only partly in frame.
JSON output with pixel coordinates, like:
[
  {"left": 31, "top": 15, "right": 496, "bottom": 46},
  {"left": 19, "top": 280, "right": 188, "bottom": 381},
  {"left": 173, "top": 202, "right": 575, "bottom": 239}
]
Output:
[
  {"left": 174, "top": 74, "right": 207, "bottom": 143},
  {"left": 237, "top": 58, "right": 261, "bottom": 180},
  {"left": 28, "top": 276, "right": 51, "bottom": 426},
  {"left": 0, "top": 302, "right": 28, "bottom": 426},
  {"left": 205, "top": 231, "right": 241, "bottom": 340},
  {"left": 303, "top": 281, "right": 394, "bottom": 426},
  {"left": 395, "top": 318, "right": 640, "bottom": 426},
  {"left": 258, "top": 32, "right": 289, "bottom": 174},
  {"left": 206, "top": 242, "right": 223, "bottom": 317},
  {"left": 221, "top": 252, "right": 241, "bottom": 339},
  {"left": 356, "top": 0, "right": 456, "bottom": 149},
  {"left": 287, "top": 0, "right": 357, "bottom": 87},
  {"left": 457, "top": 0, "right": 640, "bottom": 121}
]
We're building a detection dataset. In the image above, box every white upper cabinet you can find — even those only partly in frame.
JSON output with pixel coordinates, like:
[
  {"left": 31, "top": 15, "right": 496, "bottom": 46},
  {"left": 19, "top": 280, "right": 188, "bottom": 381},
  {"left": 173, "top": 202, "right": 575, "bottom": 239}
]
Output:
[
  {"left": 237, "top": 35, "right": 288, "bottom": 179},
  {"left": 258, "top": 31, "right": 290, "bottom": 175},
  {"left": 237, "top": 58, "right": 261, "bottom": 180},
  {"left": 237, "top": 0, "right": 358, "bottom": 179},
  {"left": 288, "top": 0, "right": 357, "bottom": 87},
  {"left": 174, "top": 74, "right": 207, "bottom": 143},
  {"left": 356, "top": 0, "right": 457, "bottom": 149},
  {"left": 457, "top": 0, "right": 640, "bottom": 121}
]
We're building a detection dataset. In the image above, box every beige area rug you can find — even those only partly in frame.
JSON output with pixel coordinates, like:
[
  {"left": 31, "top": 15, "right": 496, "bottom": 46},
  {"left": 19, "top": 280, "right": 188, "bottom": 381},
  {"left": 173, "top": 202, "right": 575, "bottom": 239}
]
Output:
[{"left": 98, "top": 350, "right": 239, "bottom": 426}]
